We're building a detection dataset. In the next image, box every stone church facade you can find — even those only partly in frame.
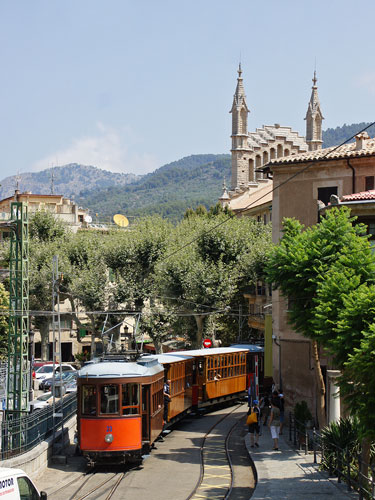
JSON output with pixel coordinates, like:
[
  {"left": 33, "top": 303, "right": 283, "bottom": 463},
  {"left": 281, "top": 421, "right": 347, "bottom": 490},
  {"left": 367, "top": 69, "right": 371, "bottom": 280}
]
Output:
[{"left": 220, "top": 65, "right": 324, "bottom": 216}]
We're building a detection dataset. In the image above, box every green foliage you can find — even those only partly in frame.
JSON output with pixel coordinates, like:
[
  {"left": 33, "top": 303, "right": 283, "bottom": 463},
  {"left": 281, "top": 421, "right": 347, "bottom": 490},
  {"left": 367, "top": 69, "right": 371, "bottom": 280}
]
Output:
[
  {"left": 29, "top": 210, "right": 67, "bottom": 242},
  {"left": 266, "top": 207, "right": 375, "bottom": 440},
  {"left": 155, "top": 214, "right": 272, "bottom": 345},
  {"left": 322, "top": 122, "right": 375, "bottom": 148},
  {"left": 266, "top": 207, "right": 373, "bottom": 342},
  {"left": 139, "top": 309, "right": 175, "bottom": 353},
  {"left": 339, "top": 324, "right": 375, "bottom": 441},
  {"left": 294, "top": 400, "right": 313, "bottom": 432},
  {"left": 320, "top": 417, "right": 361, "bottom": 475}
]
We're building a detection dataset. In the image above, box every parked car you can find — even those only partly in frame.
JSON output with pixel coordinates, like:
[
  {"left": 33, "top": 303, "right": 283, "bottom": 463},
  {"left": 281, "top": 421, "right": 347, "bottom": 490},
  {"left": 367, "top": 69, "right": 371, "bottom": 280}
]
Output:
[
  {"left": 40, "top": 371, "right": 77, "bottom": 392},
  {"left": 34, "top": 363, "right": 76, "bottom": 383},
  {"left": 65, "top": 377, "right": 77, "bottom": 393},
  {"left": 29, "top": 391, "right": 53, "bottom": 410}
]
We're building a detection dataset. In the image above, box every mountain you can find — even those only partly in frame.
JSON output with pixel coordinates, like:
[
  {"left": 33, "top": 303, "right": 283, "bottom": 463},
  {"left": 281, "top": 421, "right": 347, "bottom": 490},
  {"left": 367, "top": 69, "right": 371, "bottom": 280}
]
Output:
[
  {"left": 76, "top": 154, "right": 231, "bottom": 221},
  {"left": 0, "top": 164, "right": 140, "bottom": 200},
  {"left": 322, "top": 122, "right": 375, "bottom": 148},
  {"left": 1, "top": 122, "right": 372, "bottom": 222}
]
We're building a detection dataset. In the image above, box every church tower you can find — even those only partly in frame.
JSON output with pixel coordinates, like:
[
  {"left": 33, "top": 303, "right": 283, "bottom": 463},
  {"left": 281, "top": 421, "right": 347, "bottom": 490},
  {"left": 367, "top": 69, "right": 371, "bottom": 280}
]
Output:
[
  {"left": 305, "top": 71, "right": 324, "bottom": 151},
  {"left": 230, "top": 64, "right": 251, "bottom": 189}
]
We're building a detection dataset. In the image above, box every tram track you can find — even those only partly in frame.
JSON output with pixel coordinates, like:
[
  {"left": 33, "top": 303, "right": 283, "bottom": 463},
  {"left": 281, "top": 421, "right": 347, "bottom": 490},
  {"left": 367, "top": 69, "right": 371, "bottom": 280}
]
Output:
[
  {"left": 187, "top": 402, "right": 246, "bottom": 500},
  {"left": 67, "top": 471, "right": 125, "bottom": 500}
]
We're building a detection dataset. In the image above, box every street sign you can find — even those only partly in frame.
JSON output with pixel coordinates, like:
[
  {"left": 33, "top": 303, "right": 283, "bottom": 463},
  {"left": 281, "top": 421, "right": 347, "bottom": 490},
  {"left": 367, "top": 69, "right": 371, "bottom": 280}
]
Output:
[{"left": 203, "top": 339, "right": 212, "bottom": 348}]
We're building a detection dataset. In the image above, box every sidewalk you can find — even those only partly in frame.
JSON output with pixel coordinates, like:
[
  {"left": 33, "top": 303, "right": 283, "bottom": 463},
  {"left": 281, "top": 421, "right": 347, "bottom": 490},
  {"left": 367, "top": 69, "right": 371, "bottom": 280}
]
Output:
[{"left": 245, "top": 424, "right": 357, "bottom": 499}]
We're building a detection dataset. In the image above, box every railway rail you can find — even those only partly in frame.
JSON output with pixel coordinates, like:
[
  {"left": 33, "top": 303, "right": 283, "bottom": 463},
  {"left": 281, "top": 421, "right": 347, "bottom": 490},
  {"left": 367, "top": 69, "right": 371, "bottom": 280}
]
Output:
[{"left": 187, "top": 403, "right": 246, "bottom": 500}]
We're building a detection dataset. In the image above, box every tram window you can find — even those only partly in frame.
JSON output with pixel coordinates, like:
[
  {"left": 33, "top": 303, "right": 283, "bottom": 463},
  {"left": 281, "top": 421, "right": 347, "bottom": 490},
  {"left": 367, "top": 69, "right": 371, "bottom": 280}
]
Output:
[
  {"left": 82, "top": 385, "right": 97, "bottom": 415},
  {"left": 100, "top": 384, "right": 119, "bottom": 414},
  {"left": 122, "top": 383, "right": 140, "bottom": 415}
]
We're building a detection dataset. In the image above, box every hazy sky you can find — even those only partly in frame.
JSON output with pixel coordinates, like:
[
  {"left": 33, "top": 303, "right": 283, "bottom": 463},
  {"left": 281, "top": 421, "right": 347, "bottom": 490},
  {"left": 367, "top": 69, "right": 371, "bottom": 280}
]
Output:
[{"left": 1, "top": 0, "right": 374, "bottom": 178}]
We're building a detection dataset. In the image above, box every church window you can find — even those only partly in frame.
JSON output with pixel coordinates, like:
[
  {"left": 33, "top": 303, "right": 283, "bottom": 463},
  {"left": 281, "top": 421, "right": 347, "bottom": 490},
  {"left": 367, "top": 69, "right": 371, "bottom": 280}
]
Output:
[
  {"left": 284, "top": 149, "right": 290, "bottom": 156},
  {"left": 263, "top": 151, "right": 269, "bottom": 164},
  {"left": 270, "top": 148, "right": 276, "bottom": 160},
  {"left": 365, "top": 176, "right": 374, "bottom": 191},
  {"left": 277, "top": 144, "right": 283, "bottom": 158}
]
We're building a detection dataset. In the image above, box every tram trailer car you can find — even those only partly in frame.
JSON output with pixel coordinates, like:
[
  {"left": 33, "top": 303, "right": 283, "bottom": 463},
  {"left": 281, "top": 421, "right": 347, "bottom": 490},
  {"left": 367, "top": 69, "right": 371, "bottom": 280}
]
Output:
[
  {"left": 165, "top": 347, "right": 251, "bottom": 411},
  {"left": 77, "top": 356, "right": 165, "bottom": 466}
]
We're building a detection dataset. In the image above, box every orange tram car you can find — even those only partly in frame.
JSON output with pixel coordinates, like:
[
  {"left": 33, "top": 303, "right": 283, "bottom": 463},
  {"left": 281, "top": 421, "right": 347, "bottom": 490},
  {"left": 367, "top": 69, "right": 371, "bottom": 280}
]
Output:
[{"left": 77, "top": 345, "right": 263, "bottom": 466}]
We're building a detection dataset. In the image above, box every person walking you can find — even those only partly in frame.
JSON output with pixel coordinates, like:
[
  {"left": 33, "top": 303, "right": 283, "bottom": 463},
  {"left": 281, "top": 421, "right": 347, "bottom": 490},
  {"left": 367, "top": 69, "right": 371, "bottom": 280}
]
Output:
[
  {"left": 268, "top": 399, "right": 281, "bottom": 450},
  {"left": 260, "top": 393, "right": 271, "bottom": 426},
  {"left": 272, "top": 390, "right": 285, "bottom": 434},
  {"left": 247, "top": 399, "right": 261, "bottom": 448}
]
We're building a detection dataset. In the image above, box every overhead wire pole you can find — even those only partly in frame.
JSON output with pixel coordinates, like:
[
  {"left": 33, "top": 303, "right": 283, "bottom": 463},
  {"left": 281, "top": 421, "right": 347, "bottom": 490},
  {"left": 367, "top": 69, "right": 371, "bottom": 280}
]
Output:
[
  {"left": 52, "top": 255, "right": 64, "bottom": 454},
  {"left": 6, "top": 201, "right": 29, "bottom": 453}
]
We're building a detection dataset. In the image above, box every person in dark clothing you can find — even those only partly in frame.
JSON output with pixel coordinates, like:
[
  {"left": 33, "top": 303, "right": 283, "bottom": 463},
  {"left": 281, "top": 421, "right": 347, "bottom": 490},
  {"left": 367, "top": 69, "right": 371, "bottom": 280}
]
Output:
[
  {"left": 163, "top": 379, "right": 171, "bottom": 425},
  {"left": 260, "top": 393, "right": 271, "bottom": 426}
]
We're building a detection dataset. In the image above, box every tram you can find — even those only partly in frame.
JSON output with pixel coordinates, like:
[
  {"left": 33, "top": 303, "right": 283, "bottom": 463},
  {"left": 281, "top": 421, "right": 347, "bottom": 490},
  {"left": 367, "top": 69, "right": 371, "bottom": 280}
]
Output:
[{"left": 76, "top": 346, "right": 262, "bottom": 466}]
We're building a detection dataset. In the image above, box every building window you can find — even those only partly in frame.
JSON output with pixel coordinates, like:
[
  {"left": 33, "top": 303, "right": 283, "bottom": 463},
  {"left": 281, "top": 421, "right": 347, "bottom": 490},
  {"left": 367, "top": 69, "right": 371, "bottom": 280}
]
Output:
[
  {"left": 368, "top": 222, "right": 375, "bottom": 236},
  {"left": 365, "top": 176, "right": 374, "bottom": 191},
  {"left": 263, "top": 214, "right": 267, "bottom": 225},
  {"left": 317, "top": 186, "right": 338, "bottom": 206}
]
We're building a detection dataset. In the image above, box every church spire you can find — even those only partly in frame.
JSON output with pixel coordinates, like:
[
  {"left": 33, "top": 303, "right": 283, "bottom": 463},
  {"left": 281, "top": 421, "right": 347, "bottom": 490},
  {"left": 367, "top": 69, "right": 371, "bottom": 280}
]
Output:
[
  {"left": 230, "top": 64, "right": 251, "bottom": 189},
  {"left": 305, "top": 70, "right": 324, "bottom": 151}
]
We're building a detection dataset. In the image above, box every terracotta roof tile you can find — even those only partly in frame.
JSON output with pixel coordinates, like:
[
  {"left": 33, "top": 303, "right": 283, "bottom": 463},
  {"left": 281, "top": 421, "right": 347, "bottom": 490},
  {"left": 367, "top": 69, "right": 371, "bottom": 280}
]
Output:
[
  {"left": 341, "top": 190, "right": 375, "bottom": 201},
  {"left": 268, "top": 138, "right": 375, "bottom": 166}
]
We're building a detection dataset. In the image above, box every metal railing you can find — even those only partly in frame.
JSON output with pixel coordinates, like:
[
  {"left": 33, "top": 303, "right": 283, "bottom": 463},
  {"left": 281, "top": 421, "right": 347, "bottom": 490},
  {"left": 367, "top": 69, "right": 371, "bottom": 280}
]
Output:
[
  {"left": 1, "top": 392, "right": 77, "bottom": 459},
  {"left": 289, "top": 412, "right": 375, "bottom": 499}
]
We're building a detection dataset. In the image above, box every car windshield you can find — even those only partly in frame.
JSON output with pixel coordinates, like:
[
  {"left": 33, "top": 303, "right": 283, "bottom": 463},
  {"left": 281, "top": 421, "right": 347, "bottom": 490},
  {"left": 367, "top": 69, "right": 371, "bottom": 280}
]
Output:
[
  {"left": 37, "top": 393, "right": 52, "bottom": 401},
  {"left": 36, "top": 365, "right": 53, "bottom": 374}
]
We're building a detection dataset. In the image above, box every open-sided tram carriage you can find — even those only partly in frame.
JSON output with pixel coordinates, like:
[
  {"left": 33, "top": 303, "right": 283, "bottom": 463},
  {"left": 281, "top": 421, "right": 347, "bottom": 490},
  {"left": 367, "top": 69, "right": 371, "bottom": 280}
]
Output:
[{"left": 77, "top": 346, "right": 263, "bottom": 466}]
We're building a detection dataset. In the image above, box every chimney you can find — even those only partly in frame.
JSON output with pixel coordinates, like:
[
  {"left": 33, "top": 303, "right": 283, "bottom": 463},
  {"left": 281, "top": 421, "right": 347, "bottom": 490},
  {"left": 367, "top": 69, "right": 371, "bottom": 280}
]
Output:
[{"left": 355, "top": 132, "right": 370, "bottom": 151}]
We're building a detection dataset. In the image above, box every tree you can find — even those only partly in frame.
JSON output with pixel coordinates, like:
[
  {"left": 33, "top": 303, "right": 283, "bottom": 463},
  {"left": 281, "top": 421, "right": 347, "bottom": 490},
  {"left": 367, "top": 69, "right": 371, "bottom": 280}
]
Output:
[
  {"left": 29, "top": 210, "right": 67, "bottom": 242},
  {"left": 156, "top": 214, "right": 272, "bottom": 347},
  {"left": 139, "top": 309, "right": 175, "bottom": 354},
  {"left": 29, "top": 212, "right": 70, "bottom": 359},
  {"left": 266, "top": 207, "right": 375, "bottom": 429}
]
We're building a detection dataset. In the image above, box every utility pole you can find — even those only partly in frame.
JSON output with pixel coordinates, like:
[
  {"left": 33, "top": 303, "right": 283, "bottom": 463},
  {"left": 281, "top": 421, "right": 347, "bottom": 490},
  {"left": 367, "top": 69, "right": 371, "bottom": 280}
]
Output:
[
  {"left": 52, "top": 255, "right": 64, "bottom": 455},
  {"left": 6, "top": 202, "right": 29, "bottom": 453}
]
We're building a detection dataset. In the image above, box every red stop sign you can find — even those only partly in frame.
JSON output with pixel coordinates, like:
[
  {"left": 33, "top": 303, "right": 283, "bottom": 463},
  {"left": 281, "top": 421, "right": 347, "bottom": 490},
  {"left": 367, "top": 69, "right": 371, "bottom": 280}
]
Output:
[{"left": 203, "top": 339, "right": 212, "bottom": 348}]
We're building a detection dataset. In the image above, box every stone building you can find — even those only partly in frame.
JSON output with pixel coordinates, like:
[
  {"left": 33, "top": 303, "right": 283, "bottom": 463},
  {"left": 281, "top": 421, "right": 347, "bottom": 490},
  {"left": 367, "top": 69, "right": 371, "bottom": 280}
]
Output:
[{"left": 220, "top": 65, "right": 323, "bottom": 219}]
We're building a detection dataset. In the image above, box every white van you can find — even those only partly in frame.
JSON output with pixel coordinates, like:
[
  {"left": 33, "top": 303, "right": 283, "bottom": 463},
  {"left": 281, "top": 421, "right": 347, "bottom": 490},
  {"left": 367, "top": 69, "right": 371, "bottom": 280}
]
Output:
[{"left": 0, "top": 468, "right": 47, "bottom": 499}]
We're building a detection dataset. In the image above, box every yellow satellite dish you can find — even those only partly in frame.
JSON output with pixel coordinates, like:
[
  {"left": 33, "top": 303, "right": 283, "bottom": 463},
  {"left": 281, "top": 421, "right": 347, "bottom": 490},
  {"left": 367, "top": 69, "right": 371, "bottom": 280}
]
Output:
[{"left": 113, "top": 214, "right": 129, "bottom": 227}]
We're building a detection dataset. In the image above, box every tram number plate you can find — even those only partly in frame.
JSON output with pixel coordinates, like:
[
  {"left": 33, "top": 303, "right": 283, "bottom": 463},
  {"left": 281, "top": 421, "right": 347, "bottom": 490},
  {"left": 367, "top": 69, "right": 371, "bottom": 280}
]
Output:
[{"left": 53, "top": 413, "right": 63, "bottom": 417}]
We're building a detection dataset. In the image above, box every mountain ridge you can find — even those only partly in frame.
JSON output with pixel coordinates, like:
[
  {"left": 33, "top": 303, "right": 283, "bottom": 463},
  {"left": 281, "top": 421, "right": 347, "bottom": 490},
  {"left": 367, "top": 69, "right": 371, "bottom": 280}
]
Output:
[{"left": 1, "top": 122, "right": 373, "bottom": 221}]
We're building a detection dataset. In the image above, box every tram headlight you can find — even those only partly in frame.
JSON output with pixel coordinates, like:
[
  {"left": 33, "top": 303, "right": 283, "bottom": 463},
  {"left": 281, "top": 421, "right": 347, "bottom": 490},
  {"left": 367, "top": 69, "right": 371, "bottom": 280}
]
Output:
[{"left": 105, "top": 433, "right": 113, "bottom": 443}]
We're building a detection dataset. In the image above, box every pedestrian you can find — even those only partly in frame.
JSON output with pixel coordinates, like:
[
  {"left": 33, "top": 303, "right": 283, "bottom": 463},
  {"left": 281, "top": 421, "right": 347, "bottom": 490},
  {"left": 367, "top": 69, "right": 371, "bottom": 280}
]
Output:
[
  {"left": 163, "top": 379, "right": 171, "bottom": 425},
  {"left": 260, "top": 393, "right": 271, "bottom": 426},
  {"left": 268, "top": 399, "right": 281, "bottom": 450},
  {"left": 247, "top": 399, "right": 261, "bottom": 448},
  {"left": 273, "top": 390, "right": 285, "bottom": 434}
]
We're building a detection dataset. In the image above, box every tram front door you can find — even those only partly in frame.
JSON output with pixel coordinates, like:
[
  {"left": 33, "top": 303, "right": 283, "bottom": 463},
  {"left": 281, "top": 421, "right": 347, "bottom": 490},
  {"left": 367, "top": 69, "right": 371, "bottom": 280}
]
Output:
[{"left": 142, "top": 384, "right": 150, "bottom": 442}]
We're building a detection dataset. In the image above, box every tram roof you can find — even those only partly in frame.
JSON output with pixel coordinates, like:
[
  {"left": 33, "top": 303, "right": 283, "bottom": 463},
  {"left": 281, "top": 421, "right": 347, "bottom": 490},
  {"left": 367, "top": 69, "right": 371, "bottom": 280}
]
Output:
[
  {"left": 78, "top": 358, "right": 164, "bottom": 378},
  {"left": 230, "top": 344, "right": 264, "bottom": 353},
  {"left": 167, "top": 347, "right": 249, "bottom": 357},
  {"left": 153, "top": 353, "right": 193, "bottom": 364}
]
